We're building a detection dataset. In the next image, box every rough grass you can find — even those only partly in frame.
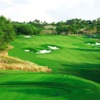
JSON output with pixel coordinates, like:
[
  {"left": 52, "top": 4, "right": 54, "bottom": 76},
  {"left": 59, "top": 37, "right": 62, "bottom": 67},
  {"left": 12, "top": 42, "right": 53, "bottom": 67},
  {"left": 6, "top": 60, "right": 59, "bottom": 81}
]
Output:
[{"left": 0, "top": 55, "right": 51, "bottom": 72}]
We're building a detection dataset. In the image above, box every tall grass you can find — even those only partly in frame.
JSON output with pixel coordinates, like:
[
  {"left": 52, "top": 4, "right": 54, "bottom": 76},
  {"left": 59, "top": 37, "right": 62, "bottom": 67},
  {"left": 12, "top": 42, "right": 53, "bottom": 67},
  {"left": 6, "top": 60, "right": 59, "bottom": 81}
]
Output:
[{"left": 0, "top": 55, "right": 51, "bottom": 72}]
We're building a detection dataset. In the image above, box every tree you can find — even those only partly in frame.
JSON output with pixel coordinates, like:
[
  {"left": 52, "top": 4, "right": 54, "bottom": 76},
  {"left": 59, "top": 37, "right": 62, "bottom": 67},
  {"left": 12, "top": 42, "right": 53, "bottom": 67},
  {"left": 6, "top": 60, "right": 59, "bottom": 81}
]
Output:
[
  {"left": 13, "top": 22, "right": 41, "bottom": 35},
  {"left": 29, "top": 19, "right": 43, "bottom": 28},
  {"left": 96, "top": 18, "right": 100, "bottom": 34},
  {"left": 0, "top": 16, "right": 15, "bottom": 50}
]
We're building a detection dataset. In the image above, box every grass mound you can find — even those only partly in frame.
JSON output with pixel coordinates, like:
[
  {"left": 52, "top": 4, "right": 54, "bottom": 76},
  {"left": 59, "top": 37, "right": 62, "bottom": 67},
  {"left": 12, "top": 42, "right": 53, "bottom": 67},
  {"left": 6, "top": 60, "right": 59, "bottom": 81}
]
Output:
[
  {"left": 0, "top": 71, "right": 100, "bottom": 100},
  {"left": 0, "top": 55, "right": 51, "bottom": 72}
]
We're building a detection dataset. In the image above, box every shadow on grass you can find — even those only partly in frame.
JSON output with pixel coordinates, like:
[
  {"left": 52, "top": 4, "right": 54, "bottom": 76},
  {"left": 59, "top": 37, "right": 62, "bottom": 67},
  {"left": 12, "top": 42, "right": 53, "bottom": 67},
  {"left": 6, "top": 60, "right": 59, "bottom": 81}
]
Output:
[
  {"left": 6, "top": 87, "right": 68, "bottom": 97},
  {"left": 0, "top": 81, "right": 73, "bottom": 90},
  {"left": 60, "top": 63, "right": 100, "bottom": 83},
  {"left": 0, "top": 81, "right": 71, "bottom": 97},
  {"left": 30, "top": 57, "right": 100, "bottom": 83},
  {"left": 71, "top": 48, "right": 100, "bottom": 52}
]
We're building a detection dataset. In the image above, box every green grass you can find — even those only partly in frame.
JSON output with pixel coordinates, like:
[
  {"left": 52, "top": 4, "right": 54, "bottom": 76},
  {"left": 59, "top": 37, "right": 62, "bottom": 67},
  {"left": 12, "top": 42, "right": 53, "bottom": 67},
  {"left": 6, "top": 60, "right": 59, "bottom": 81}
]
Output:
[
  {"left": 9, "top": 35, "right": 100, "bottom": 83},
  {"left": 0, "top": 70, "right": 100, "bottom": 100},
  {"left": 0, "top": 35, "right": 100, "bottom": 100}
]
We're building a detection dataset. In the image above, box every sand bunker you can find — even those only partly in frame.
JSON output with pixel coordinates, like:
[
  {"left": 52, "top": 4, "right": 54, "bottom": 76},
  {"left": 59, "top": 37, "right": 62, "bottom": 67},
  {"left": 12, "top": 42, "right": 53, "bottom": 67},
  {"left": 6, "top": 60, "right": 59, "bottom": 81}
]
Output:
[
  {"left": 24, "top": 35, "right": 31, "bottom": 38},
  {"left": 87, "top": 42, "right": 100, "bottom": 46},
  {"left": 96, "top": 42, "right": 100, "bottom": 45},
  {"left": 24, "top": 45, "right": 60, "bottom": 54},
  {"left": 48, "top": 46, "right": 59, "bottom": 50},
  {"left": 87, "top": 43, "right": 95, "bottom": 45},
  {"left": 24, "top": 49, "right": 30, "bottom": 52},
  {"left": 37, "top": 46, "right": 59, "bottom": 54},
  {"left": 37, "top": 50, "right": 51, "bottom": 54}
]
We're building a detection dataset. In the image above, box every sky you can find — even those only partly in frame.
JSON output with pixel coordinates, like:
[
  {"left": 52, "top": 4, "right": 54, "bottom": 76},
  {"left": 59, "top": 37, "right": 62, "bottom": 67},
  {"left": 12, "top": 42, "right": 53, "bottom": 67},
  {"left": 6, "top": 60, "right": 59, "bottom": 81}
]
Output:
[{"left": 0, "top": 0, "right": 100, "bottom": 22}]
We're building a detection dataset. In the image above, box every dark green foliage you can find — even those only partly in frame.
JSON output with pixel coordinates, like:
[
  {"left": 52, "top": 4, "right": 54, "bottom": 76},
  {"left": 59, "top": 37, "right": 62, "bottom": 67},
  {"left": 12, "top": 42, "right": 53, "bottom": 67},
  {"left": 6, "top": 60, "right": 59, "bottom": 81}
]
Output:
[
  {"left": 11, "top": 17, "right": 100, "bottom": 36},
  {"left": 29, "top": 19, "right": 43, "bottom": 28},
  {"left": 13, "top": 22, "right": 42, "bottom": 35},
  {"left": 56, "top": 18, "right": 100, "bottom": 35},
  {"left": 96, "top": 18, "right": 100, "bottom": 34},
  {"left": 0, "top": 16, "right": 15, "bottom": 50}
]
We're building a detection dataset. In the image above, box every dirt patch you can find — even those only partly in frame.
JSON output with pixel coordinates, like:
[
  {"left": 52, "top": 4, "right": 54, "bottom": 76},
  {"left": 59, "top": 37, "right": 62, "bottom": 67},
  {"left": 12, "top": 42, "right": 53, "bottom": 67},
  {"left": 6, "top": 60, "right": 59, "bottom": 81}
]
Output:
[
  {"left": 0, "top": 51, "right": 8, "bottom": 56},
  {"left": 0, "top": 45, "right": 13, "bottom": 56}
]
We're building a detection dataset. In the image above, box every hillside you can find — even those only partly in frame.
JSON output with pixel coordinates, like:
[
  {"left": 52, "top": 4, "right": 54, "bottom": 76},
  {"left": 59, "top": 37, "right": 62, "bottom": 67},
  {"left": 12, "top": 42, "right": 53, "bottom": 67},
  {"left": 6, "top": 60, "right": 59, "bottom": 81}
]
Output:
[
  {"left": 0, "top": 54, "right": 51, "bottom": 72},
  {"left": 0, "top": 70, "right": 100, "bottom": 100},
  {"left": 8, "top": 35, "right": 100, "bottom": 83},
  {"left": 0, "top": 35, "right": 100, "bottom": 100}
]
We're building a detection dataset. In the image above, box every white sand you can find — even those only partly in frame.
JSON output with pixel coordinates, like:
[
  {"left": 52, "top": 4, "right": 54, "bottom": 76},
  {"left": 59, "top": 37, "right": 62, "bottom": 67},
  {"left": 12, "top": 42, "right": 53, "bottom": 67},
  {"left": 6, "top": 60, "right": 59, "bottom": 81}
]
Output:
[
  {"left": 37, "top": 50, "right": 51, "bottom": 54},
  {"left": 96, "top": 42, "right": 100, "bottom": 45},
  {"left": 24, "top": 49, "right": 30, "bottom": 52},
  {"left": 87, "top": 42, "right": 100, "bottom": 46},
  {"left": 87, "top": 43, "right": 91, "bottom": 45},
  {"left": 48, "top": 46, "right": 59, "bottom": 50},
  {"left": 24, "top": 35, "right": 31, "bottom": 38}
]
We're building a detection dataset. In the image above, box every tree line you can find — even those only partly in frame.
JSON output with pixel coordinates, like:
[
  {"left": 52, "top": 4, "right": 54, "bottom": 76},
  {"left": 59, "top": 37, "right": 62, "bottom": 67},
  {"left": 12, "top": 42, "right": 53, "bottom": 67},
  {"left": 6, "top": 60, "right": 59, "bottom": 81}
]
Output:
[
  {"left": 0, "top": 16, "right": 15, "bottom": 50},
  {"left": 56, "top": 18, "right": 100, "bottom": 36},
  {"left": 0, "top": 15, "right": 100, "bottom": 50}
]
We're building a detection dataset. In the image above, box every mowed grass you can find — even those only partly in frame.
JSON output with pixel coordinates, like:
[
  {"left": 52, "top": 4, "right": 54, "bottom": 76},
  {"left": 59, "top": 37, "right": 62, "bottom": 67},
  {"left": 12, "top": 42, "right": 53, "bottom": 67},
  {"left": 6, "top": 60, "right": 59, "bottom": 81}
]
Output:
[
  {"left": 0, "top": 70, "right": 100, "bottom": 100},
  {"left": 0, "top": 35, "right": 100, "bottom": 100},
  {"left": 8, "top": 35, "right": 100, "bottom": 83}
]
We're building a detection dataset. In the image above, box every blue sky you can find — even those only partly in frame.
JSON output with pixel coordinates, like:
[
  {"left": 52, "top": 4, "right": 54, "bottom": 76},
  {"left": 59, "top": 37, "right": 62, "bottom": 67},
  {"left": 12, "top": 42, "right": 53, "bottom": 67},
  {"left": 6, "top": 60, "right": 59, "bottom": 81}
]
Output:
[{"left": 0, "top": 0, "right": 100, "bottom": 22}]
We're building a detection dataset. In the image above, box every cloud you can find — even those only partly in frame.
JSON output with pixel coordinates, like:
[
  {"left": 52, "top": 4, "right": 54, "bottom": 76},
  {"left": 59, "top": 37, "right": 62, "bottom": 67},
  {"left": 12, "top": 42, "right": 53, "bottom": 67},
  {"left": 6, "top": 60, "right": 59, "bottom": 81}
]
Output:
[
  {"left": 94, "top": 0, "right": 100, "bottom": 7},
  {"left": 0, "top": 0, "right": 13, "bottom": 5},
  {"left": 0, "top": 0, "right": 100, "bottom": 22},
  {"left": 47, "top": 0, "right": 100, "bottom": 21},
  {"left": 0, "top": 0, "right": 54, "bottom": 22}
]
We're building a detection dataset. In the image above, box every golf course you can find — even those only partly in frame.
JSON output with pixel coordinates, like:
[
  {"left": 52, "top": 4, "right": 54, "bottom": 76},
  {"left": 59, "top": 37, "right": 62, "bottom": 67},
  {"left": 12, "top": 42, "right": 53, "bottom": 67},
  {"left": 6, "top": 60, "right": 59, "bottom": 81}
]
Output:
[{"left": 0, "top": 35, "right": 100, "bottom": 100}]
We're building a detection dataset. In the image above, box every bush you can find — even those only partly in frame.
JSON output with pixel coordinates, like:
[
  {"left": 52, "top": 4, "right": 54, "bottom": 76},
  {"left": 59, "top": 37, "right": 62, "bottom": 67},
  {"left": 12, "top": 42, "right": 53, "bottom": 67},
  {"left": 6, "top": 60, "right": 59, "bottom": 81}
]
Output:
[
  {"left": 13, "top": 22, "right": 42, "bottom": 35},
  {"left": 0, "top": 16, "right": 15, "bottom": 50}
]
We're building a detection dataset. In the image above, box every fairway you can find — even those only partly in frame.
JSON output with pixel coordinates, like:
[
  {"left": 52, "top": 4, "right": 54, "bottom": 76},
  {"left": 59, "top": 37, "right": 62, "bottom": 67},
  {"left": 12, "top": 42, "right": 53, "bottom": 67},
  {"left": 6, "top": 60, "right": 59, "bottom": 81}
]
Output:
[
  {"left": 0, "top": 2, "right": 100, "bottom": 100},
  {"left": 0, "top": 35, "right": 100, "bottom": 100},
  {"left": 0, "top": 70, "right": 100, "bottom": 100},
  {"left": 9, "top": 35, "right": 100, "bottom": 82}
]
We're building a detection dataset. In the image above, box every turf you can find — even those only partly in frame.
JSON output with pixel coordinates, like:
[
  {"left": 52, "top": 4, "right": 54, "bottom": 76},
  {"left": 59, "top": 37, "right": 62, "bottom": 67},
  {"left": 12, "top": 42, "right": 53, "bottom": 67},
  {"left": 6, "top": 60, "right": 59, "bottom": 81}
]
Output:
[
  {"left": 0, "top": 35, "right": 100, "bottom": 100},
  {"left": 8, "top": 35, "right": 100, "bottom": 82},
  {"left": 0, "top": 70, "right": 100, "bottom": 100}
]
